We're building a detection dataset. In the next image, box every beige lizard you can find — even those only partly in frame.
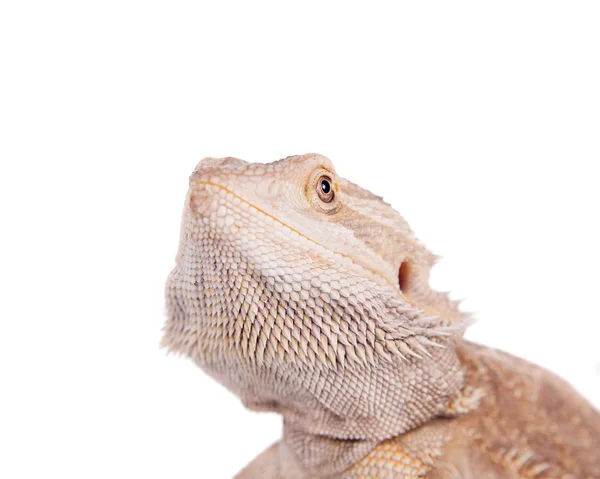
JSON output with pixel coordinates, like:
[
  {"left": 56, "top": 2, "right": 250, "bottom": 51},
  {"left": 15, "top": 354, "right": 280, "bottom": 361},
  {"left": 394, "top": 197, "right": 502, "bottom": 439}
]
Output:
[{"left": 162, "top": 153, "right": 600, "bottom": 478}]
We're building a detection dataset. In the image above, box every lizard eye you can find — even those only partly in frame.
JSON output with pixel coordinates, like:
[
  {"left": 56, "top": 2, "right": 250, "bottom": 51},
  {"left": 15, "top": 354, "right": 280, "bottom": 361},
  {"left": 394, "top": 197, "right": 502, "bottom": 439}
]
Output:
[
  {"left": 308, "top": 168, "right": 340, "bottom": 213},
  {"left": 317, "top": 176, "right": 334, "bottom": 203}
]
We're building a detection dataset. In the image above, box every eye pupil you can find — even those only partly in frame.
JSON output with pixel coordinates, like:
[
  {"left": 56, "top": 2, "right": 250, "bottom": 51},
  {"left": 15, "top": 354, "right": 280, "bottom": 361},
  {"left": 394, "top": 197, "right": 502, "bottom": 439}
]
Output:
[{"left": 320, "top": 179, "right": 331, "bottom": 194}]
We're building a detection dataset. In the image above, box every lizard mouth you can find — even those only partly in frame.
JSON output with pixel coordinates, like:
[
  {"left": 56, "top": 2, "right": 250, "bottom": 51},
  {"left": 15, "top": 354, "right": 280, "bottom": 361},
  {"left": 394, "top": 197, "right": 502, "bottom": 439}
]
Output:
[
  {"left": 191, "top": 180, "right": 405, "bottom": 296},
  {"left": 192, "top": 180, "right": 323, "bottom": 248}
]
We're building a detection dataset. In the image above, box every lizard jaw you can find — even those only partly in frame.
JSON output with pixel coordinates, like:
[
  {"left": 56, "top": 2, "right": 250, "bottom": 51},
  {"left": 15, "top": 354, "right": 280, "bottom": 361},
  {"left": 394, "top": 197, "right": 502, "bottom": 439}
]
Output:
[{"left": 190, "top": 180, "right": 407, "bottom": 299}]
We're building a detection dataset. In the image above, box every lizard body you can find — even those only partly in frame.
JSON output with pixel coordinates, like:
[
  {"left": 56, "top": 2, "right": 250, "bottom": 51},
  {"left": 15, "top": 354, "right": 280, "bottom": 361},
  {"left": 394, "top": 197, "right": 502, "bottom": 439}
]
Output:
[{"left": 162, "top": 154, "right": 600, "bottom": 478}]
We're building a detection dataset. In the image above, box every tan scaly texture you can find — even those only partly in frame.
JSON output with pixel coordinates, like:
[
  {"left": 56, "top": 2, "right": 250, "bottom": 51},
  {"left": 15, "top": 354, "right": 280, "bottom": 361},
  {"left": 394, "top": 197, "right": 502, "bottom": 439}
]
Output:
[{"left": 162, "top": 154, "right": 600, "bottom": 478}]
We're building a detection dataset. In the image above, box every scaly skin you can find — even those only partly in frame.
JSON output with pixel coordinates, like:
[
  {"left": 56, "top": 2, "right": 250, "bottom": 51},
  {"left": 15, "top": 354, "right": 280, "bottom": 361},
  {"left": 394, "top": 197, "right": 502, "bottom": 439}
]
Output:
[{"left": 162, "top": 154, "right": 600, "bottom": 478}]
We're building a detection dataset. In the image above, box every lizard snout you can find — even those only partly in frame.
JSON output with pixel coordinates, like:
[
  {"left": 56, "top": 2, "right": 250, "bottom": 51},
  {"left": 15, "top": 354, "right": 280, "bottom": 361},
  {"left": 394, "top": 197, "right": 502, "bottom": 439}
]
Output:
[{"left": 189, "top": 156, "right": 248, "bottom": 183}]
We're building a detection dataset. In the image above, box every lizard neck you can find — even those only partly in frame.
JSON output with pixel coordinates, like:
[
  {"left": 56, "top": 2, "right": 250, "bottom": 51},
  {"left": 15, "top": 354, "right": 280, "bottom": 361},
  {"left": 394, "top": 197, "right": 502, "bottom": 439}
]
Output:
[
  {"left": 234, "top": 347, "right": 465, "bottom": 477},
  {"left": 275, "top": 343, "right": 489, "bottom": 477},
  {"left": 281, "top": 424, "right": 379, "bottom": 478}
]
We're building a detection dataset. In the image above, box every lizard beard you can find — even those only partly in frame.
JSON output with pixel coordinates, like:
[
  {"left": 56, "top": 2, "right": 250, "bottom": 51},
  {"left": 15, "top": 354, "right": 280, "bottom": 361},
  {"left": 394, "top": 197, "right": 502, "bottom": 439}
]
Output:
[{"left": 162, "top": 194, "right": 464, "bottom": 476}]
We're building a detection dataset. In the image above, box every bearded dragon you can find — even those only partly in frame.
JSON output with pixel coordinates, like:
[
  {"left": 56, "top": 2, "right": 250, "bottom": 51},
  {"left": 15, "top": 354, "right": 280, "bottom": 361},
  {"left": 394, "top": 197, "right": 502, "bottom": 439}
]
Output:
[{"left": 162, "top": 154, "right": 600, "bottom": 478}]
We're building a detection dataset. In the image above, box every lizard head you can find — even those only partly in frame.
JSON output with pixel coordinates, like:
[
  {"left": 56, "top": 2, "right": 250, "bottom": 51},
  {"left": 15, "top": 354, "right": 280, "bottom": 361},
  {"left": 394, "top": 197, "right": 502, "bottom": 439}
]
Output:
[{"left": 163, "top": 153, "right": 468, "bottom": 473}]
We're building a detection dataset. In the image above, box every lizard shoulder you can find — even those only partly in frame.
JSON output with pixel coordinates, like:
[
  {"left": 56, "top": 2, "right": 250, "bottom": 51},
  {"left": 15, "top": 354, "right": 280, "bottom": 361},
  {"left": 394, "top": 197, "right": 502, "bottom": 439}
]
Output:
[
  {"left": 342, "top": 342, "right": 600, "bottom": 478},
  {"left": 440, "top": 342, "right": 600, "bottom": 478}
]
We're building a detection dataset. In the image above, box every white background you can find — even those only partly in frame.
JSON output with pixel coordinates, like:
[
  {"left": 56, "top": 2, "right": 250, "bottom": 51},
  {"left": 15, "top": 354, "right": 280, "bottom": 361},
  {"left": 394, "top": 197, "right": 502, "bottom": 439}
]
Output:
[{"left": 1, "top": 2, "right": 599, "bottom": 478}]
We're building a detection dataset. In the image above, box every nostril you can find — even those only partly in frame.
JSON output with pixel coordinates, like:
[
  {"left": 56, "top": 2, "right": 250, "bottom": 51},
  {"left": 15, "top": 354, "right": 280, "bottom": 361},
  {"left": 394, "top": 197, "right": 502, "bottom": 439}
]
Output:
[
  {"left": 398, "top": 260, "right": 412, "bottom": 292},
  {"left": 190, "top": 186, "right": 215, "bottom": 216}
]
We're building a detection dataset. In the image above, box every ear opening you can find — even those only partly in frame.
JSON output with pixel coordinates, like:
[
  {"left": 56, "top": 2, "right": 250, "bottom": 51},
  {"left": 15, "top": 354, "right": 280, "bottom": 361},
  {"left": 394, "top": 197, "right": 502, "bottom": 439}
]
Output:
[{"left": 398, "top": 260, "right": 412, "bottom": 293}]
